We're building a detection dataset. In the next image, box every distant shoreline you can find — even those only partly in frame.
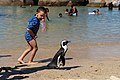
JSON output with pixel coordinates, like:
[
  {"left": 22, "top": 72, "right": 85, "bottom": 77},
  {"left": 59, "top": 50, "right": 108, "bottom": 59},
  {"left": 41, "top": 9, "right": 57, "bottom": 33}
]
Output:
[
  {"left": 0, "top": 0, "right": 119, "bottom": 8},
  {"left": 0, "top": 0, "right": 87, "bottom": 6}
]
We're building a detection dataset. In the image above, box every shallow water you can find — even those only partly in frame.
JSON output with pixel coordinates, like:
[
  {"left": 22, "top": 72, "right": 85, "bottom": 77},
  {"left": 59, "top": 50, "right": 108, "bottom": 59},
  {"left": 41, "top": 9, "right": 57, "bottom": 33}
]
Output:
[{"left": 0, "top": 6, "right": 120, "bottom": 49}]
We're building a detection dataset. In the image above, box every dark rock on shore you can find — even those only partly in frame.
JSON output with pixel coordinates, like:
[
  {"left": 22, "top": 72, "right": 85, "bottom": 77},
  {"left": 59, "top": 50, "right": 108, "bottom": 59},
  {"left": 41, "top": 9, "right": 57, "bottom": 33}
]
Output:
[
  {"left": 0, "top": 0, "right": 33, "bottom": 6},
  {"left": 0, "top": 0, "right": 88, "bottom": 6},
  {"left": 87, "top": 2, "right": 106, "bottom": 7},
  {"left": 38, "top": 0, "right": 69, "bottom": 6}
]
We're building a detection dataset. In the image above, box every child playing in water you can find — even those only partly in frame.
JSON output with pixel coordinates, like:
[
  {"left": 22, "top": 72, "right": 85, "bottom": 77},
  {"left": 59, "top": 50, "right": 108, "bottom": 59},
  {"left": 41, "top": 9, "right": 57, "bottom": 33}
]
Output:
[
  {"left": 96, "top": 9, "right": 102, "bottom": 15},
  {"left": 18, "top": 7, "right": 46, "bottom": 64},
  {"left": 69, "top": 5, "right": 78, "bottom": 16},
  {"left": 59, "top": 13, "right": 62, "bottom": 17},
  {"left": 45, "top": 8, "right": 50, "bottom": 21},
  {"left": 65, "top": 9, "right": 69, "bottom": 14}
]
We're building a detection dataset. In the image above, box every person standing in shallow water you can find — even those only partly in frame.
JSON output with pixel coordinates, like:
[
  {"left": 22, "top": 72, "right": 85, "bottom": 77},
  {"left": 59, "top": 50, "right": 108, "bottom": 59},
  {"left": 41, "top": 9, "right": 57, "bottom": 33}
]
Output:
[
  {"left": 69, "top": 5, "right": 78, "bottom": 16},
  {"left": 18, "top": 7, "right": 46, "bottom": 64},
  {"left": 118, "top": 4, "right": 120, "bottom": 10},
  {"left": 65, "top": 9, "right": 69, "bottom": 14},
  {"left": 45, "top": 8, "right": 50, "bottom": 21},
  {"left": 96, "top": 9, "right": 102, "bottom": 15},
  {"left": 108, "top": 2, "right": 113, "bottom": 10}
]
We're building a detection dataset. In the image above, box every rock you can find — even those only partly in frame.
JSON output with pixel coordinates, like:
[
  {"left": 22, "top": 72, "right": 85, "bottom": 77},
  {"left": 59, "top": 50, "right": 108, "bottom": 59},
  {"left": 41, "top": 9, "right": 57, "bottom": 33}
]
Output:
[
  {"left": 110, "top": 76, "right": 120, "bottom": 80},
  {"left": 0, "top": 0, "right": 33, "bottom": 6},
  {"left": 38, "top": 0, "right": 69, "bottom": 6},
  {"left": 0, "top": 0, "right": 88, "bottom": 6},
  {"left": 87, "top": 2, "right": 106, "bottom": 7}
]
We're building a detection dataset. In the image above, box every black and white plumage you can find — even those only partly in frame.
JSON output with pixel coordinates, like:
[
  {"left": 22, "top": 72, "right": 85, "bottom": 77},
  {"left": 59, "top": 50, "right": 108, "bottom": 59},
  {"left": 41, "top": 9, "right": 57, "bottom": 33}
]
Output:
[{"left": 47, "top": 39, "right": 70, "bottom": 69}]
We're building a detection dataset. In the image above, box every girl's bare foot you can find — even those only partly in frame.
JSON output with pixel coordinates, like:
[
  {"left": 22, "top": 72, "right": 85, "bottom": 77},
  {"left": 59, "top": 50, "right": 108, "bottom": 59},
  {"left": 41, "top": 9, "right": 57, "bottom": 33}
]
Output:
[{"left": 18, "top": 59, "right": 25, "bottom": 64}]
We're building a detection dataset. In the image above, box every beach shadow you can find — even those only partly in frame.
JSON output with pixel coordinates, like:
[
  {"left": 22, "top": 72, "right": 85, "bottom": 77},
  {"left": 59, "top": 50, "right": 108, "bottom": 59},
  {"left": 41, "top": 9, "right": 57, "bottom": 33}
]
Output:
[
  {"left": 14, "top": 65, "right": 81, "bottom": 74},
  {"left": 0, "top": 54, "right": 11, "bottom": 58},
  {"left": 65, "top": 58, "right": 73, "bottom": 60},
  {"left": 0, "top": 64, "right": 28, "bottom": 80},
  {"left": 0, "top": 64, "right": 80, "bottom": 80},
  {"left": 46, "top": 66, "right": 81, "bottom": 70},
  {"left": 57, "top": 66, "right": 81, "bottom": 70},
  {"left": 8, "top": 76, "right": 29, "bottom": 80},
  {"left": 0, "top": 57, "right": 74, "bottom": 80},
  {"left": 37, "top": 57, "right": 73, "bottom": 63},
  {"left": 19, "top": 66, "right": 48, "bottom": 74},
  {"left": 0, "top": 72, "right": 29, "bottom": 80},
  {"left": 37, "top": 58, "right": 52, "bottom": 63}
]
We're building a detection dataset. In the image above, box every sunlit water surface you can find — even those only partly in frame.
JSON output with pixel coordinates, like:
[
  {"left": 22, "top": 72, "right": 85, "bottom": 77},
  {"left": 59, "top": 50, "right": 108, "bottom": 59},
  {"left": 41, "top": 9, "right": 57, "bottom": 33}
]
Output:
[{"left": 0, "top": 6, "right": 120, "bottom": 50}]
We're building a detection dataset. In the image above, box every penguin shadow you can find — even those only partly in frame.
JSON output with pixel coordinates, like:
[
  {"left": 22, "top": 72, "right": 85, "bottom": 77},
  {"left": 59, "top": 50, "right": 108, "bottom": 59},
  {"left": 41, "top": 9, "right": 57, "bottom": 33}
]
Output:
[
  {"left": 37, "top": 57, "right": 73, "bottom": 63},
  {"left": 36, "top": 57, "right": 81, "bottom": 70},
  {"left": 12, "top": 65, "right": 81, "bottom": 75},
  {"left": 10, "top": 57, "right": 77, "bottom": 74},
  {"left": 56, "top": 66, "right": 81, "bottom": 70},
  {"left": 37, "top": 58, "right": 52, "bottom": 63}
]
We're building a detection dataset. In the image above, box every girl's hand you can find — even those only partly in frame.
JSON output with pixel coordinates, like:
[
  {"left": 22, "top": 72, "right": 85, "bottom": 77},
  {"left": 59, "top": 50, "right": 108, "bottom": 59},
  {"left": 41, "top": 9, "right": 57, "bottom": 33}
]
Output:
[
  {"left": 42, "top": 26, "right": 47, "bottom": 32},
  {"left": 41, "top": 20, "right": 47, "bottom": 32},
  {"left": 34, "top": 36, "right": 38, "bottom": 39}
]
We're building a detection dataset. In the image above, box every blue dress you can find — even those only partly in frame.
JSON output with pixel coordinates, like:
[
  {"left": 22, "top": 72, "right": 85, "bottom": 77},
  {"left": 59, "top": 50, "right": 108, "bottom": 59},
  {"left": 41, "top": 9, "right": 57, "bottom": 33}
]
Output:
[{"left": 25, "top": 15, "right": 40, "bottom": 42}]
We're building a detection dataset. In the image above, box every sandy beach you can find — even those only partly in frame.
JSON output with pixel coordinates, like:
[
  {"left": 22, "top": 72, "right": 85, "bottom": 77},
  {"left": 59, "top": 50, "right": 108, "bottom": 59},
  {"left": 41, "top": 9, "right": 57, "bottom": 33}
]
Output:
[{"left": 0, "top": 42, "right": 120, "bottom": 80}]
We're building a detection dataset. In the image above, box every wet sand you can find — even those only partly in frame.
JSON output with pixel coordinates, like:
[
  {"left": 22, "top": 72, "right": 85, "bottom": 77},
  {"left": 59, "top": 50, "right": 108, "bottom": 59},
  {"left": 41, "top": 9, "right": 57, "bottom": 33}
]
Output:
[{"left": 0, "top": 43, "right": 120, "bottom": 80}]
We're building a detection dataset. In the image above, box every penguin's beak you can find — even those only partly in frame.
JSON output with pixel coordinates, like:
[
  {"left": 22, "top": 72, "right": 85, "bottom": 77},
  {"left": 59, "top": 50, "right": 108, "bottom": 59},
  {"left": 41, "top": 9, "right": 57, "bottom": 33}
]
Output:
[{"left": 67, "top": 40, "right": 71, "bottom": 43}]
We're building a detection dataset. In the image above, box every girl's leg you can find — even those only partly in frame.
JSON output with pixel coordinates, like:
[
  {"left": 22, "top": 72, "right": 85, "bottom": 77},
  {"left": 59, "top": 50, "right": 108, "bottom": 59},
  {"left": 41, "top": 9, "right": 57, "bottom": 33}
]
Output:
[
  {"left": 28, "top": 39, "right": 38, "bottom": 64},
  {"left": 18, "top": 43, "right": 32, "bottom": 64}
]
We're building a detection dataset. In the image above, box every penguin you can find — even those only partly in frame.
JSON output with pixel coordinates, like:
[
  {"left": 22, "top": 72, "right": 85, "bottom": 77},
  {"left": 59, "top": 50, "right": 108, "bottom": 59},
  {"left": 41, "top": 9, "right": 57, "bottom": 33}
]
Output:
[{"left": 47, "top": 39, "right": 70, "bottom": 69}]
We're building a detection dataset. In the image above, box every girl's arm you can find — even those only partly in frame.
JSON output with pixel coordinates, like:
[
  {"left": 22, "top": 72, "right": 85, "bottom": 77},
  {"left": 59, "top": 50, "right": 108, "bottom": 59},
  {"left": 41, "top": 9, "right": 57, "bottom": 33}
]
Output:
[
  {"left": 41, "top": 16, "right": 47, "bottom": 32},
  {"left": 27, "top": 28, "right": 37, "bottom": 39}
]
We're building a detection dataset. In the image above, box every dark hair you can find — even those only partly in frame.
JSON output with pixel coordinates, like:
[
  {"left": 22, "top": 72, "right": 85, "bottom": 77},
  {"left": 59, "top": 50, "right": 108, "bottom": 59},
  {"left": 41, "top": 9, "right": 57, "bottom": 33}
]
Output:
[
  {"left": 71, "top": 5, "right": 73, "bottom": 8},
  {"left": 59, "top": 13, "right": 62, "bottom": 17},
  {"left": 66, "top": 9, "right": 69, "bottom": 12},
  {"left": 36, "top": 7, "right": 46, "bottom": 13},
  {"left": 93, "top": 10, "right": 96, "bottom": 13},
  {"left": 46, "top": 8, "right": 49, "bottom": 12},
  {"left": 59, "top": 13, "right": 62, "bottom": 15},
  {"left": 97, "top": 9, "right": 99, "bottom": 12}
]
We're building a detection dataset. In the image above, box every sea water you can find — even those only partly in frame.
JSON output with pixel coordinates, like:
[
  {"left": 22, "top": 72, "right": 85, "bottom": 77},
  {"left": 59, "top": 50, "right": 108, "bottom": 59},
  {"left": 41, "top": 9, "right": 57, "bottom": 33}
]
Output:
[{"left": 0, "top": 6, "right": 120, "bottom": 50}]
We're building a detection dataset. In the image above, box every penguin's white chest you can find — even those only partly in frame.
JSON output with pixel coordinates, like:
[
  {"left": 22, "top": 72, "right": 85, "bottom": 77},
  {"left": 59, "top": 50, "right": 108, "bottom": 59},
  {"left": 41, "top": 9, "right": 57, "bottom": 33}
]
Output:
[{"left": 62, "top": 45, "right": 67, "bottom": 53}]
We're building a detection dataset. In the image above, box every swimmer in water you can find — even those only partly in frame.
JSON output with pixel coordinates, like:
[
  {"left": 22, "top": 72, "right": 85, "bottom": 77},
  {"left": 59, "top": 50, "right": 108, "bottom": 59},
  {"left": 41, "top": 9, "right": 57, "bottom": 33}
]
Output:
[
  {"left": 59, "top": 13, "right": 62, "bottom": 17},
  {"left": 96, "top": 9, "right": 102, "bottom": 15}
]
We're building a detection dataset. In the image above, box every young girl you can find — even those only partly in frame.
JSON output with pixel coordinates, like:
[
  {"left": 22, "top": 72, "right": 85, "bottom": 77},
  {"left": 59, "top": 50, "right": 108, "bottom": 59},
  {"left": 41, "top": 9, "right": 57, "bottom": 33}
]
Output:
[{"left": 18, "top": 7, "right": 46, "bottom": 64}]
